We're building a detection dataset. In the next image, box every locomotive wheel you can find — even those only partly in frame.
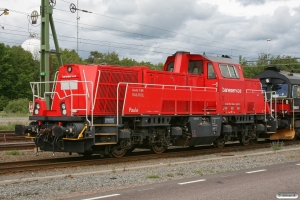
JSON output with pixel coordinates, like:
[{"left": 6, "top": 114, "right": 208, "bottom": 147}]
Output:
[
  {"left": 239, "top": 137, "right": 251, "bottom": 146},
  {"left": 213, "top": 139, "right": 225, "bottom": 148},
  {"left": 251, "top": 137, "right": 259, "bottom": 144},
  {"left": 111, "top": 147, "right": 127, "bottom": 158},
  {"left": 150, "top": 144, "right": 166, "bottom": 154}
]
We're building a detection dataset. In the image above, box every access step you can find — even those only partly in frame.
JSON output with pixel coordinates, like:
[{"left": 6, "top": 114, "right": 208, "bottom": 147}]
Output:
[
  {"left": 93, "top": 124, "right": 118, "bottom": 127},
  {"left": 94, "top": 142, "right": 117, "bottom": 146},
  {"left": 95, "top": 133, "right": 117, "bottom": 136}
]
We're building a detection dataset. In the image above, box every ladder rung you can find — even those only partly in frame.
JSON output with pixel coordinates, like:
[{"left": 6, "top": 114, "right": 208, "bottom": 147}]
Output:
[
  {"left": 94, "top": 142, "right": 117, "bottom": 145},
  {"left": 25, "top": 136, "right": 36, "bottom": 139},
  {"left": 93, "top": 124, "right": 118, "bottom": 127},
  {"left": 63, "top": 138, "right": 86, "bottom": 140},
  {"left": 95, "top": 133, "right": 117, "bottom": 136}
]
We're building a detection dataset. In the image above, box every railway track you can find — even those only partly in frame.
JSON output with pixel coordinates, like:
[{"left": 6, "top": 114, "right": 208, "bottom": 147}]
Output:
[
  {"left": 1, "top": 140, "right": 299, "bottom": 174},
  {"left": 0, "top": 131, "right": 30, "bottom": 142},
  {"left": 0, "top": 142, "right": 35, "bottom": 151}
]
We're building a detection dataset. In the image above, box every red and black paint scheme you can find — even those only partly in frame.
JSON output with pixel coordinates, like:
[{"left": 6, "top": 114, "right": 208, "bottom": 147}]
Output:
[
  {"left": 15, "top": 52, "right": 298, "bottom": 157},
  {"left": 254, "top": 67, "right": 300, "bottom": 140}
]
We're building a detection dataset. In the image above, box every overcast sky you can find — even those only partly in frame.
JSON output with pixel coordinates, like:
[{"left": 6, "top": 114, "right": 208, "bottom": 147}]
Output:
[{"left": 1, "top": 0, "right": 300, "bottom": 63}]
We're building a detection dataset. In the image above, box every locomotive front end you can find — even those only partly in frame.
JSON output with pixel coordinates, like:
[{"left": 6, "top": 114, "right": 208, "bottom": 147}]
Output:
[
  {"left": 254, "top": 67, "right": 300, "bottom": 140},
  {"left": 15, "top": 64, "right": 97, "bottom": 155}
]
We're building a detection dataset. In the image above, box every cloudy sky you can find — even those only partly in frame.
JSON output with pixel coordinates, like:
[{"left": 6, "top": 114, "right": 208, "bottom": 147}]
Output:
[{"left": 1, "top": 0, "right": 299, "bottom": 63}]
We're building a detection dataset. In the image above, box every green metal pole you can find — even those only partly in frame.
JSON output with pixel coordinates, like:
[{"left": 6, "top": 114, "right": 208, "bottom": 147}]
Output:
[
  {"left": 49, "top": 15, "right": 63, "bottom": 66},
  {"left": 40, "top": 0, "right": 50, "bottom": 108}
]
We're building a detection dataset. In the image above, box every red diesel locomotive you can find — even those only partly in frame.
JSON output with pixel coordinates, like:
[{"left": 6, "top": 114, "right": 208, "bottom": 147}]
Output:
[{"left": 15, "top": 51, "right": 298, "bottom": 157}]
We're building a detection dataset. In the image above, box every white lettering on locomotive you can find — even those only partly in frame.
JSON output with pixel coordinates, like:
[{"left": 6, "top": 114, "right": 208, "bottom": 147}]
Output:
[
  {"left": 62, "top": 75, "right": 77, "bottom": 78},
  {"left": 132, "top": 88, "right": 144, "bottom": 97},
  {"left": 222, "top": 87, "right": 242, "bottom": 93},
  {"left": 129, "top": 107, "right": 138, "bottom": 112}
]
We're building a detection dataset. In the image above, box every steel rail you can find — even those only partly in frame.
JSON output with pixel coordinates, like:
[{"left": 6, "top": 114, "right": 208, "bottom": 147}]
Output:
[{"left": 0, "top": 140, "right": 298, "bottom": 174}]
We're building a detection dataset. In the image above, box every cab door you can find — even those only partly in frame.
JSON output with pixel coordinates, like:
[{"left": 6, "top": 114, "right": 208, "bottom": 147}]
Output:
[
  {"left": 203, "top": 62, "right": 219, "bottom": 113},
  {"left": 204, "top": 62, "right": 218, "bottom": 89}
]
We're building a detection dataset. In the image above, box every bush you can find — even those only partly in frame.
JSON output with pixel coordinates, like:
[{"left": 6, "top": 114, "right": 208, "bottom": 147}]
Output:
[
  {"left": 3, "top": 98, "right": 30, "bottom": 114},
  {"left": 270, "top": 140, "right": 284, "bottom": 151},
  {"left": 147, "top": 175, "right": 160, "bottom": 178},
  {"left": 0, "top": 96, "right": 9, "bottom": 111}
]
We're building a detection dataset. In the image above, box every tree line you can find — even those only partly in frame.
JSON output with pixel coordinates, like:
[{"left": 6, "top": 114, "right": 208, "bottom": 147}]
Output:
[
  {"left": 0, "top": 43, "right": 163, "bottom": 111},
  {"left": 241, "top": 54, "right": 300, "bottom": 78},
  {"left": 0, "top": 42, "right": 299, "bottom": 111}
]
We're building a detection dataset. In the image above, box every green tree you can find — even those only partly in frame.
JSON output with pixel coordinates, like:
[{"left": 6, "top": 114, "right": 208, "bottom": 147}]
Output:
[
  {"left": 85, "top": 51, "right": 120, "bottom": 65},
  {"left": 51, "top": 48, "right": 83, "bottom": 79},
  {"left": 4, "top": 98, "right": 30, "bottom": 114},
  {"left": 242, "top": 53, "right": 300, "bottom": 78},
  {"left": 0, "top": 43, "right": 13, "bottom": 99},
  {"left": 119, "top": 57, "right": 139, "bottom": 66},
  {"left": 0, "top": 43, "right": 39, "bottom": 110},
  {"left": 10, "top": 45, "right": 39, "bottom": 99}
]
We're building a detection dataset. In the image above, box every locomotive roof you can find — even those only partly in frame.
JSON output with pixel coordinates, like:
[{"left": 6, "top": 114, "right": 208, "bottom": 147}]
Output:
[
  {"left": 203, "top": 55, "right": 240, "bottom": 65},
  {"left": 254, "top": 68, "right": 300, "bottom": 85}
]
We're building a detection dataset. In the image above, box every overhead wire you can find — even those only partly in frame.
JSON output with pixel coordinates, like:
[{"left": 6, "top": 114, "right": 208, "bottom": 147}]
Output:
[
  {"left": 5, "top": 8, "right": 256, "bottom": 58},
  {"left": 4, "top": 7, "right": 270, "bottom": 60},
  {"left": 56, "top": 0, "right": 260, "bottom": 53},
  {"left": 53, "top": 6, "right": 259, "bottom": 55},
  {"left": 55, "top": 19, "right": 252, "bottom": 57},
  {"left": 1, "top": 24, "right": 230, "bottom": 59}
]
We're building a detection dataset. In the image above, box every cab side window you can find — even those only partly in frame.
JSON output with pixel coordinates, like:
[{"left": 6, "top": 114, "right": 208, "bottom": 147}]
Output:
[
  {"left": 292, "top": 85, "right": 300, "bottom": 98},
  {"left": 208, "top": 63, "right": 216, "bottom": 79},
  {"left": 167, "top": 62, "right": 174, "bottom": 72},
  {"left": 219, "top": 64, "right": 239, "bottom": 79},
  {"left": 188, "top": 60, "right": 203, "bottom": 75}
]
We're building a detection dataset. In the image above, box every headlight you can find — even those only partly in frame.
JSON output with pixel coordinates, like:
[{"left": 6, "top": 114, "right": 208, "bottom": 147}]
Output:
[
  {"left": 61, "top": 102, "right": 67, "bottom": 115},
  {"left": 67, "top": 66, "right": 72, "bottom": 73},
  {"left": 62, "top": 110, "right": 67, "bottom": 115},
  {"left": 36, "top": 103, "right": 40, "bottom": 109},
  {"left": 34, "top": 109, "right": 39, "bottom": 115}
]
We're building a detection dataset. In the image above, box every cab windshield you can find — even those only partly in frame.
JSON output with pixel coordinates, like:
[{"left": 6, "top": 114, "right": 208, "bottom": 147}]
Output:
[{"left": 272, "top": 84, "right": 288, "bottom": 97}]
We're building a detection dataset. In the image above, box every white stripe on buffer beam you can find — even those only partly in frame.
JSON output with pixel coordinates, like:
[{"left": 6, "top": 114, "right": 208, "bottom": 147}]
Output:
[
  {"left": 246, "top": 169, "right": 266, "bottom": 174},
  {"left": 178, "top": 179, "right": 206, "bottom": 185}
]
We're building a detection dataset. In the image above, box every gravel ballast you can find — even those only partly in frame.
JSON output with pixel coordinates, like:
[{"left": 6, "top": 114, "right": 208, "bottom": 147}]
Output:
[{"left": 1, "top": 144, "right": 300, "bottom": 200}]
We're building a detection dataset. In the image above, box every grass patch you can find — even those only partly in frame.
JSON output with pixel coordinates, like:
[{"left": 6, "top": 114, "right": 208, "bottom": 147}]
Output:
[
  {"left": 5, "top": 150, "right": 24, "bottom": 155},
  {"left": 270, "top": 140, "right": 284, "bottom": 151},
  {"left": 0, "top": 121, "right": 29, "bottom": 131},
  {"left": 112, "top": 167, "right": 116, "bottom": 173},
  {"left": 194, "top": 170, "right": 204, "bottom": 176},
  {"left": 0, "top": 111, "right": 30, "bottom": 118},
  {"left": 166, "top": 173, "right": 174, "bottom": 177},
  {"left": 147, "top": 175, "right": 160, "bottom": 179}
]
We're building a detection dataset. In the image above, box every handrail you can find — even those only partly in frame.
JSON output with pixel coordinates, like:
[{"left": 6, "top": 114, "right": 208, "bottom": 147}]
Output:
[
  {"left": 51, "top": 71, "right": 59, "bottom": 110},
  {"left": 116, "top": 82, "right": 217, "bottom": 126},
  {"left": 82, "top": 70, "right": 91, "bottom": 126},
  {"left": 92, "top": 70, "right": 101, "bottom": 110},
  {"left": 30, "top": 80, "right": 94, "bottom": 126},
  {"left": 262, "top": 91, "right": 277, "bottom": 121},
  {"left": 279, "top": 98, "right": 295, "bottom": 130}
]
